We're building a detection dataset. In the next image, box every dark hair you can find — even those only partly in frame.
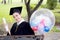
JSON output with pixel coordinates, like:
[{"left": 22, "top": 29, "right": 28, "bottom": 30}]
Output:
[{"left": 13, "top": 9, "right": 20, "bottom": 14}]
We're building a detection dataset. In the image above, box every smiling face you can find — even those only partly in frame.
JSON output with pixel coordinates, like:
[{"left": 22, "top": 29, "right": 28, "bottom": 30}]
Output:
[{"left": 12, "top": 12, "right": 21, "bottom": 22}]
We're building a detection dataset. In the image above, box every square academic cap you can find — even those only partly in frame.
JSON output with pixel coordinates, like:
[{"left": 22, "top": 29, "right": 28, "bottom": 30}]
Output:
[{"left": 10, "top": 7, "right": 22, "bottom": 15}]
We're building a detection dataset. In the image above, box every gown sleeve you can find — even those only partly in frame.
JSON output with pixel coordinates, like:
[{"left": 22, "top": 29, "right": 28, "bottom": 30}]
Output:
[
  {"left": 23, "top": 22, "right": 35, "bottom": 35},
  {"left": 7, "top": 23, "right": 17, "bottom": 35}
]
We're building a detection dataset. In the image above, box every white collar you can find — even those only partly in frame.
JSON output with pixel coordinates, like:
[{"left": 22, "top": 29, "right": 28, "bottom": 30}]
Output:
[{"left": 17, "top": 19, "right": 25, "bottom": 25}]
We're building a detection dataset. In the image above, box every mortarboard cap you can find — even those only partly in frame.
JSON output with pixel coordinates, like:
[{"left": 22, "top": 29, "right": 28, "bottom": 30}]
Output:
[{"left": 10, "top": 7, "right": 22, "bottom": 15}]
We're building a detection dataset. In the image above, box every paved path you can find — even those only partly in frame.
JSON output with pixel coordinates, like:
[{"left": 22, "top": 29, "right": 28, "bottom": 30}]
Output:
[{"left": 44, "top": 32, "right": 60, "bottom": 40}]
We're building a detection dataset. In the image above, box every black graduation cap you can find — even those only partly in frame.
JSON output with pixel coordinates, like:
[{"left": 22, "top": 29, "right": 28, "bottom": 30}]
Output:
[{"left": 10, "top": 7, "right": 22, "bottom": 15}]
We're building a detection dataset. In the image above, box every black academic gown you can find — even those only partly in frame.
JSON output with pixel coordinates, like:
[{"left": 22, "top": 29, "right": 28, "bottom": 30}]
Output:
[{"left": 7, "top": 21, "right": 34, "bottom": 35}]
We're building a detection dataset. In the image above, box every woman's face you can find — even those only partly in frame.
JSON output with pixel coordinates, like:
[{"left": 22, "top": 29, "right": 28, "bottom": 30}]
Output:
[{"left": 13, "top": 12, "right": 21, "bottom": 22}]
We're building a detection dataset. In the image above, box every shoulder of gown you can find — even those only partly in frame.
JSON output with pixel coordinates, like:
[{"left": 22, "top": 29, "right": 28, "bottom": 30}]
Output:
[{"left": 20, "top": 21, "right": 35, "bottom": 35}]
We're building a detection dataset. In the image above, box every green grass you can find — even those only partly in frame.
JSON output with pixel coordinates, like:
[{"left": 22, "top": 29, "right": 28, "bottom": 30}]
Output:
[{"left": 51, "top": 26, "right": 60, "bottom": 32}]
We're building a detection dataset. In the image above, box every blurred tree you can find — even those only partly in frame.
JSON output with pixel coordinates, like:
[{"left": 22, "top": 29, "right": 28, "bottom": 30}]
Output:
[
  {"left": 8, "top": 0, "right": 9, "bottom": 3},
  {"left": 1, "top": 0, "right": 6, "bottom": 4},
  {"left": 21, "top": 0, "right": 23, "bottom": 3},
  {"left": 47, "top": 0, "right": 57, "bottom": 10},
  {"left": 24, "top": 0, "right": 44, "bottom": 40},
  {"left": 8, "top": 0, "right": 12, "bottom": 4},
  {"left": 24, "top": 0, "right": 43, "bottom": 21},
  {"left": 59, "top": 0, "right": 60, "bottom": 2},
  {"left": 3, "top": 0, "right": 6, "bottom": 4}
]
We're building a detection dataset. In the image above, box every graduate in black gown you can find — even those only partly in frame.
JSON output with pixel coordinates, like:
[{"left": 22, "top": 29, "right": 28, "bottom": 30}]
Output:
[{"left": 7, "top": 7, "right": 34, "bottom": 35}]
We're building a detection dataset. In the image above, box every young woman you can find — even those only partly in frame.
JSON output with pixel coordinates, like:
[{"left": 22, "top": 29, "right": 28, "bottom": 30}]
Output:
[{"left": 7, "top": 7, "right": 34, "bottom": 35}]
